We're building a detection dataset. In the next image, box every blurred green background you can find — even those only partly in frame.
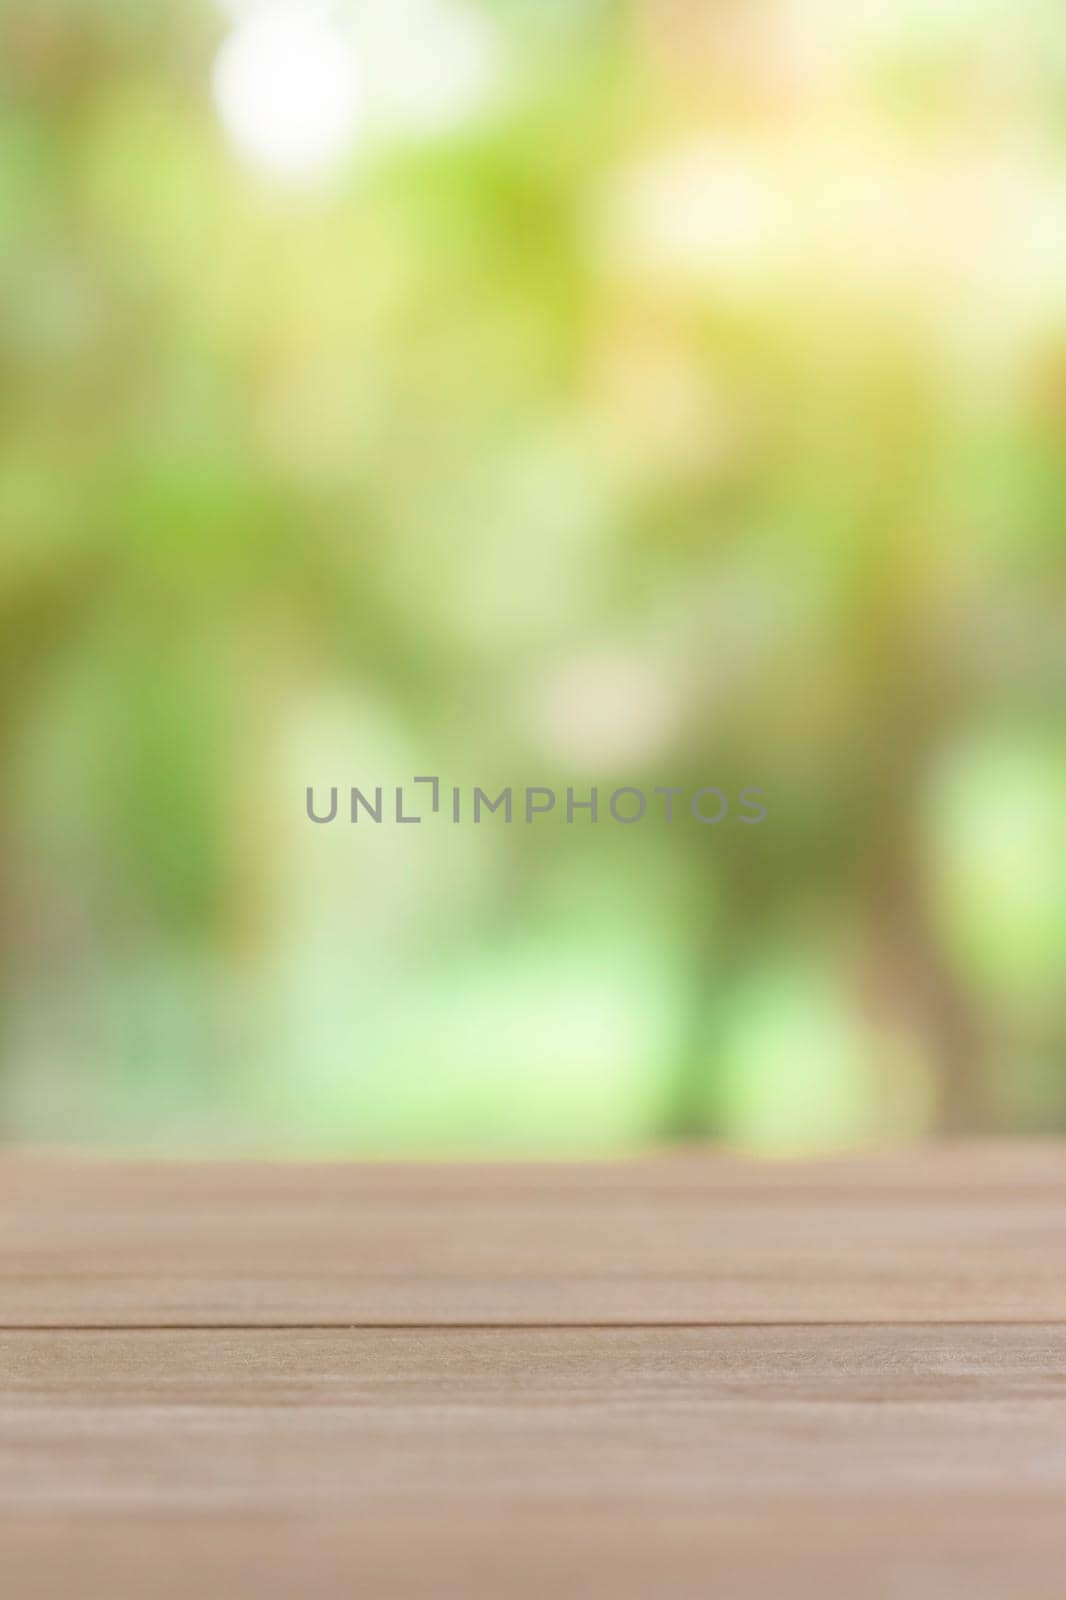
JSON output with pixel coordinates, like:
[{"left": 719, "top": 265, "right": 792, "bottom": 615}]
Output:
[{"left": 1, "top": 0, "right": 1063, "bottom": 1154}]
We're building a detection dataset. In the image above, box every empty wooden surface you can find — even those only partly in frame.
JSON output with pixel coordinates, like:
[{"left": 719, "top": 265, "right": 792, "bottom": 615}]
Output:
[{"left": 2, "top": 1144, "right": 1065, "bottom": 1596}]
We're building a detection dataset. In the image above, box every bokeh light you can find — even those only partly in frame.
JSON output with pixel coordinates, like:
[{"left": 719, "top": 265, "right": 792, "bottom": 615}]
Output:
[{"left": 213, "top": 4, "right": 362, "bottom": 181}]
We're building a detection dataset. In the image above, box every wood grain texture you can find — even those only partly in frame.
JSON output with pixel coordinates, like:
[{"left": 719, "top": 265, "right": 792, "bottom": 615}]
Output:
[
  {"left": 3, "top": 1146, "right": 1066, "bottom": 1597},
  {"left": 4, "top": 1325, "right": 1066, "bottom": 1598},
  {"left": 4, "top": 1144, "right": 1066, "bottom": 1325},
  {"left": 4, "top": 1326, "right": 1066, "bottom": 1509}
]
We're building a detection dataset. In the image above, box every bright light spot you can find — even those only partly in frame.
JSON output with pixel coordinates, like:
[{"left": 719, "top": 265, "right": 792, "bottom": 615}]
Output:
[
  {"left": 358, "top": 0, "right": 500, "bottom": 137},
  {"left": 607, "top": 141, "right": 782, "bottom": 285},
  {"left": 212, "top": 5, "right": 361, "bottom": 183}
]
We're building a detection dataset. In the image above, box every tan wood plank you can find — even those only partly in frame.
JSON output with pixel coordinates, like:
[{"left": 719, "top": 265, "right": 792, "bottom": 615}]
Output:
[
  {"left": 4, "top": 1325, "right": 1065, "bottom": 1506},
  {"left": 4, "top": 1148, "right": 1066, "bottom": 1324},
  {"left": 5, "top": 1153, "right": 1066, "bottom": 1595},
  {"left": 7, "top": 1502, "right": 1066, "bottom": 1600},
  {"left": 3, "top": 1326, "right": 1066, "bottom": 1598},
  {"left": 6, "top": 1139, "right": 1066, "bottom": 1195}
]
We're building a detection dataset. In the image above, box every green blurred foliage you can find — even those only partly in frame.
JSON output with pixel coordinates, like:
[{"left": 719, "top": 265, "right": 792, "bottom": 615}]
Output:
[{"left": 0, "top": 0, "right": 1063, "bottom": 1151}]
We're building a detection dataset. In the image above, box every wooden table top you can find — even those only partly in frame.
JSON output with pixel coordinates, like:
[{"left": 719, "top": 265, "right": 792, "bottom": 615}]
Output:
[{"left": 3, "top": 1143, "right": 1065, "bottom": 1597}]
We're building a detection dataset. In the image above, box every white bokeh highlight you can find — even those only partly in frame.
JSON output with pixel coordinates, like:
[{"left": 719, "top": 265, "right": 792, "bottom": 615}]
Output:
[
  {"left": 212, "top": 5, "right": 362, "bottom": 182},
  {"left": 212, "top": 1, "right": 501, "bottom": 184}
]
